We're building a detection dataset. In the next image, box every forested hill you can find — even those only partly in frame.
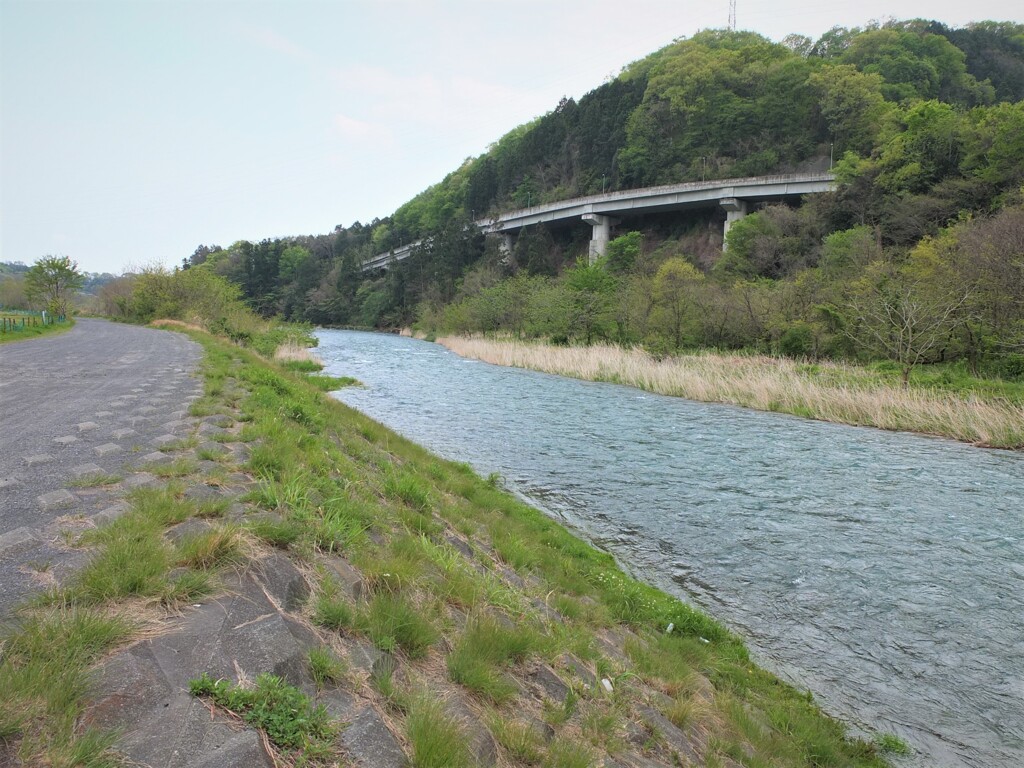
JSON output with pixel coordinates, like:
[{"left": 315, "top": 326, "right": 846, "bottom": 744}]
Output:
[{"left": 157, "top": 19, "right": 1024, "bottom": 378}]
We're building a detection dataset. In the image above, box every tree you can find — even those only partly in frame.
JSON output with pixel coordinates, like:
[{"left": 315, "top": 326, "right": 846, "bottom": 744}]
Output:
[
  {"left": 845, "top": 258, "right": 969, "bottom": 386},
  {"left": 564, "top": 258, "right": 617, "bottom": 344},
  {"left": 653, "top": 258, "right": 703, "bottom": 349},
  {"left": 809, "top": 64, "right": 889, "bottom": 154},
  {"left": 0, "top": 275, "right": 29, "bottom": 310},
  {"left": 24, "top": 255, "right": 85, "bottom": 317},
  {"left": 605, "top": 231, "right": 643, "bottom": 275}
]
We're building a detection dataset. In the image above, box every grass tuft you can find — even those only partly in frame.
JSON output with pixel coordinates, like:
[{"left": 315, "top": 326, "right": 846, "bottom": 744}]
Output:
[
  {"left": 357, "top": 593, "right": 437, "bottom": 658},
  {"left": 405, "top": 695, "right": 473, "bottom": 768},
  {"left": 313, "top": 593, "right": 354, "bottom": 631},
  {"left": 542, "top": 737, "right": 597, "bottom": 768},
  {"left": 307, "top": 646, "right": 347, "bottom": 690},
  {"left": 447, "top": 613, "right": 540, "bottom": 704},
  {"left": 487, "top": 712, "right": 545, "bottom": 764},
  {"left": 145, "top": 457, "right": 199, "bottom": 478},
  {"left": 175, "top": 527, "right": 242, "bottom": 569}
]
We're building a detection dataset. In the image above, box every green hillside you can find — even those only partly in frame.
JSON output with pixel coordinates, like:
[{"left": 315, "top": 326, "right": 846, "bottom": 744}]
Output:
[{"left": 143, "top": 20, "right": 1023, "bottom": 381}]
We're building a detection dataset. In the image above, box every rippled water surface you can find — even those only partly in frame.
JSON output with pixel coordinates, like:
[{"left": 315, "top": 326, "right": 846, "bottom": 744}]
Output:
[{"left": 318, "top": 329, "right": 1024, "bottom": 767}]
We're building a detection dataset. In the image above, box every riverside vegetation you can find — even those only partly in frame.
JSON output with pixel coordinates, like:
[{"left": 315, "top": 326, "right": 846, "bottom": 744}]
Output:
[
  {"left": 437, "top": 335, "right": 1024, "bottom": 448},
  {"left": 95, "top": 20, "right": 1024, "bottom": 445},
  {"left": 0, "top": 269, "right": 903, "bottom": 765}
]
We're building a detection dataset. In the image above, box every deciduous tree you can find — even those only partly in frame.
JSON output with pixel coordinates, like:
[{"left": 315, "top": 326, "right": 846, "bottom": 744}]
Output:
[{"left": 24, "top": 255, "right": 85, "bottom": 317}]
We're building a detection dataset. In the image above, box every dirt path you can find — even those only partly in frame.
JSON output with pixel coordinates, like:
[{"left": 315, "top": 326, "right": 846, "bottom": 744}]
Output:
[{"left": 0, "top": 318, "right": 201, "bottom": 613}]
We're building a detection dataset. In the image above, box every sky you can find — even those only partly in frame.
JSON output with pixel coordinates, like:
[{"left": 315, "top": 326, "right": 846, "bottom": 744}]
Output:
[{"left": 2, "top": 0, "right": 1022, "bottom": 275}]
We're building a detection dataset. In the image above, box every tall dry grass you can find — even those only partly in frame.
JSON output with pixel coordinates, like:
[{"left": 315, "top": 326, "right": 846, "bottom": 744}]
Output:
[
  {"left": 273, "top": 340, "right": 323, "bottom": 366},
  {"left": 437, "top": 336, "right": 1024, "bottom": 449}
]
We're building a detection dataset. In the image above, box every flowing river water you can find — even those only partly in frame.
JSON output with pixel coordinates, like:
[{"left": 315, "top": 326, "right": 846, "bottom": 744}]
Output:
[{"left": 316, "top": 329, "right": 1024, "bottom": 768}]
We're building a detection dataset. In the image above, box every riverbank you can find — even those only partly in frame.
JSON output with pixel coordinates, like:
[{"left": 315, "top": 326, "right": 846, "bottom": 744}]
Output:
[
  {"left": 436, "top": 336, "right": 1024, "bottom": 449},
  {"left": 1, "top": 326, "right": 894, "bottom": 767}
]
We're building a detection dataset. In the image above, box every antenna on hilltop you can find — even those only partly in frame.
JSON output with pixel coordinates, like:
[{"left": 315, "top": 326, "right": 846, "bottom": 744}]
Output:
[{"left": 728, "top": 0, "right": 736, "bottom": 31}]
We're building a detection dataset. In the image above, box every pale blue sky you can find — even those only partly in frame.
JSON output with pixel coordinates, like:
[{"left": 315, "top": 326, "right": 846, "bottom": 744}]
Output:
[{"left": 2, "top": 0, "right": 1020, "bottom": 274}]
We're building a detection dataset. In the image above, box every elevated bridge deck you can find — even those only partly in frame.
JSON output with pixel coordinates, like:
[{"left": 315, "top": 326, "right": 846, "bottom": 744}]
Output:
[{"left": 363, "top": 172, "right": 835, "bottom": 271}]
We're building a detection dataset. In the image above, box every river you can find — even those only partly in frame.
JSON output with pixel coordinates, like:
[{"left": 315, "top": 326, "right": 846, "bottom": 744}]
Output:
[{"left": 316, "top": 329, "right": 1024, "bottom": 768}]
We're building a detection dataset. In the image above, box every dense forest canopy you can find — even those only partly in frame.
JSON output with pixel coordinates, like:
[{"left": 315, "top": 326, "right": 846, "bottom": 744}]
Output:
[{"left": 155, "top": 19, "right": 1024, "bottom": 380}]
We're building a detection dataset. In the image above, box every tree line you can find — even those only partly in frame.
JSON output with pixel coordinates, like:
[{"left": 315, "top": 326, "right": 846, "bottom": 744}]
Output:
[{"left": 153, "top": 20, "right": 1024, "bottom": 382}]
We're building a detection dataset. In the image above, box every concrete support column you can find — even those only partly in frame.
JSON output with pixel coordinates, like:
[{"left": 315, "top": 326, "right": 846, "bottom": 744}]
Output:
[
  {"left": 720, "top": 198, "right": 748, "bottom": 250},
  {"left": 495, "top": 232, "right": 514, "bottom": 265},
  {"left": 582, "top": 213, "right": 620, "bottom": 264}
]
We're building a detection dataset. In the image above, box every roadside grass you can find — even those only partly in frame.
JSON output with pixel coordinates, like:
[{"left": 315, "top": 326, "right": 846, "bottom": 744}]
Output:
[
  {"left": 175, "top": 527, "right": 243, "bottom": 570},
  {"left": 438, "top": 336, "right": 1024, "bottom": 449},
  {"left": 38, "top": 485, "right": 243, "bottom": 606},
  {"left": 69, "top": 472, "right": 123, "bottom": 488},
  {"left": 0, "top": 445, "right": 237, "bottom": 763},
  {"left": 0, "top": 607, "right": 132, "bottom": 765},
  {"left": 144, "top": 456, "right": 199, "bottom": 478},
  {"left": 0, "top": 316, "right": 74, "bottom": 345}
]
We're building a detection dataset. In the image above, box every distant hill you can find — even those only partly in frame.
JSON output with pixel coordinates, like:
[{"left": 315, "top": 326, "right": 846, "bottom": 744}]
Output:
[{"left": 177, "top": 20, "right": 1024, "bottom": 379}]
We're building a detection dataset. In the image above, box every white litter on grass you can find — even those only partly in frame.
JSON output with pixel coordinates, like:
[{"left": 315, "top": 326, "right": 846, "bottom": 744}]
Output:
[{"left": 601, "top": 678, "right": 614, "bottom": 693}]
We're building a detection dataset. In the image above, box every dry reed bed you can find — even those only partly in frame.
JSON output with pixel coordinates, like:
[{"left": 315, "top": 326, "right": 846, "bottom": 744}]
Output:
[
  {"left": 437, "top": 337, "right": 1024, "bottom": 449},
  {"left": 273, "top": 339, "right": 324, "bottom": 365}
]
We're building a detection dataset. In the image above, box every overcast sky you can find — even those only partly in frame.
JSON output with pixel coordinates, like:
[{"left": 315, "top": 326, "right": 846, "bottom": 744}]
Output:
[{"left": 2, "top": 0, "right": 1021, "bottom": 274}]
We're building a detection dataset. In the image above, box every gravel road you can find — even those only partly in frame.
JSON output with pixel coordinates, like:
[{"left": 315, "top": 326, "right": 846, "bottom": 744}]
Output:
[{"left": 0, "top": 318, "right": 202, "bottom": 613}]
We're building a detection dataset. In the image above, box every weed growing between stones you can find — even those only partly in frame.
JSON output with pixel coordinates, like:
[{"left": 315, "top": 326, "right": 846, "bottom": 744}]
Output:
[
  {"left": 174, "top": 526, "right": 243, "bottom": 570},
  {"left": 307, "top": 646, "right": 347, "bottom": 690},
  {"left": 145, "top": 456, "right": 199, "bottom": 478},
  {"left": 69, "top": 472, "right": 123, "bottom": 488},
  {"left": 189, "top": 673, "right": 338, "bottom": 763},
  {"left": 485, "top": 713, "right": 545, "bottom": 764},
  {"left": 356, "top": 592, "right": 438, "bottom": 658}
]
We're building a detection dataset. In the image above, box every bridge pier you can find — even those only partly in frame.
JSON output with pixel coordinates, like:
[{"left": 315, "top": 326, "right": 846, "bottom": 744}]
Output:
[
  {"left": 582, "top": 213, "right": 620, "bottom": 264},
  {"left": 720, "top": 198, "right": 748, "bottom": 249}
]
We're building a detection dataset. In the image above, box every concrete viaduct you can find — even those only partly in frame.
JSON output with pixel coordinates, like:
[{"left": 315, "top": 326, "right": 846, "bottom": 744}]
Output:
[{"left": 362, "top": 172, "right": 835, "bottom": 272}]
